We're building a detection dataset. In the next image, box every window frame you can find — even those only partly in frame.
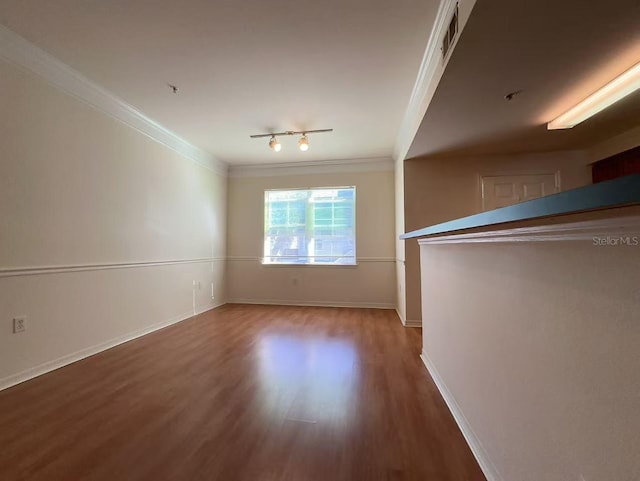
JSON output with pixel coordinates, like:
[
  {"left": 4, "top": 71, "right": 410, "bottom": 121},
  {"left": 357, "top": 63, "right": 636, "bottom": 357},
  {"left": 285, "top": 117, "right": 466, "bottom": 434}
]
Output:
[{"left": 262, "top": 186, "right": 357, "bottom": 267}]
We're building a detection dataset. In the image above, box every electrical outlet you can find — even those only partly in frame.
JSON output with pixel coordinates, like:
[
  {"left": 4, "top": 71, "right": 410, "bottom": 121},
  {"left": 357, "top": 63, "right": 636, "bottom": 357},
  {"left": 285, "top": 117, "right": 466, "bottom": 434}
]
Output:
[{"left": 13, "top": 317, "right": 26, "bottom": 334}]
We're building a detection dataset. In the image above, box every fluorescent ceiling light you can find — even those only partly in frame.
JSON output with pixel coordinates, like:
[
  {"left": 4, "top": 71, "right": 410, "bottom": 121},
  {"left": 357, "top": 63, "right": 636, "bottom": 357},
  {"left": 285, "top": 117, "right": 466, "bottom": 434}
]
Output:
[{"left": 548, "top": 61, "right": 640, "bottom": 130}]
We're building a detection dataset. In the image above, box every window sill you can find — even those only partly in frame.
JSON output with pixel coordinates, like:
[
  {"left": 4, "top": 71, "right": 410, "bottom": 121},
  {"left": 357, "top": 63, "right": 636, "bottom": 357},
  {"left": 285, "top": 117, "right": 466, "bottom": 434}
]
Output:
[{"left": 261, "top": 262, "right": 358, "bottom": 268}]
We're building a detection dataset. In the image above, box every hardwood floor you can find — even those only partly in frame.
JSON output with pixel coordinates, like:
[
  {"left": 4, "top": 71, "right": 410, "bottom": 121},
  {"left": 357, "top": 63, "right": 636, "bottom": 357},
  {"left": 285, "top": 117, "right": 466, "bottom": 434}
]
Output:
[{"left": 0, "top": 304, "right": 485, "bottom": 481}]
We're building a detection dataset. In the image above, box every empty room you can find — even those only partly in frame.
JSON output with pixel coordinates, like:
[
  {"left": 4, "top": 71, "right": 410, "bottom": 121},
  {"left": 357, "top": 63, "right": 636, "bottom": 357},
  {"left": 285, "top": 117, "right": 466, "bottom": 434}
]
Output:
[{"left": 1, "top": 1, "right": 639, "bottom": 480}]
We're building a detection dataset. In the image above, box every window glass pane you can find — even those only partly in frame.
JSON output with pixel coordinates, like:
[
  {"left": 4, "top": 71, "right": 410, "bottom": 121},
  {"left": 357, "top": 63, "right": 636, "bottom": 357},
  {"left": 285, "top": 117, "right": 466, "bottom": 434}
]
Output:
[{"left": 264, "top": 187, "right": 355, "bottom": 265}]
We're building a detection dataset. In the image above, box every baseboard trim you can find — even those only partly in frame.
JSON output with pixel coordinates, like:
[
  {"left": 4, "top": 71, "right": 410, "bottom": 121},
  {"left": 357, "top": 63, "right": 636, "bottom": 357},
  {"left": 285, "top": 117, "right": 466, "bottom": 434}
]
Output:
[
  {"left": 0, "top": 302, "right": 225, "bottom": 392},
  {"left": 394, "top": 307, "right": 421, "bottom": 328},
  {"left": 420, "top": 351, "right": 502, "bottom": 481},
  {"left": 404, "top": 319, "right": 422, "bottom": 328},
  {"left": 226, "top": 299, "right": 395, "bottom": 309}
]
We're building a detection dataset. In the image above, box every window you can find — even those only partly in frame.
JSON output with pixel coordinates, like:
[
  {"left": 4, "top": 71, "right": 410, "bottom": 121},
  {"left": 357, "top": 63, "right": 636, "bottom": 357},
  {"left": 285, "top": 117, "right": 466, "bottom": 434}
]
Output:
[{"left": 264, "top": 187, "right": 356, "bottom": 265}]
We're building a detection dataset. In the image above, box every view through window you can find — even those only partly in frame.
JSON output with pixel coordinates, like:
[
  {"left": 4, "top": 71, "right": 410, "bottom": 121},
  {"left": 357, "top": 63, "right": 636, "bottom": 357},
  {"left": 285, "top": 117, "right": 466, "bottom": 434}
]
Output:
[{"left": 264, "top": 187, "right": 356, "bottom": 265}]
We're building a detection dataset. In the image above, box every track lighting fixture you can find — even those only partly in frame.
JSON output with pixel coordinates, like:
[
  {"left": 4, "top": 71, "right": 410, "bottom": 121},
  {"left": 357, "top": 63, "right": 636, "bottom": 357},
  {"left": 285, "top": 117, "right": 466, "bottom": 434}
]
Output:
[
  {"left": 298, "top": 134, "right": 309, "bottom": 151},
  {"left": 268, "top": 136, "right": 282, "bottom": 152},
  {"left": 250, "top": 128, "right": 333, "bottom": 152}
]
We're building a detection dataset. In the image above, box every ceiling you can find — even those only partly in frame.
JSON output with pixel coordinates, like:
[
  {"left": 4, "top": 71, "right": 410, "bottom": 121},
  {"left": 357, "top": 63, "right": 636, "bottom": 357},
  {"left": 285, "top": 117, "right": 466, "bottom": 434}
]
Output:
[
  {"left": 0, "top": 0, "right": 440, "bottom": 165},
  {"left": 407, "top": 0, "right": 640, "bottom": 159}
]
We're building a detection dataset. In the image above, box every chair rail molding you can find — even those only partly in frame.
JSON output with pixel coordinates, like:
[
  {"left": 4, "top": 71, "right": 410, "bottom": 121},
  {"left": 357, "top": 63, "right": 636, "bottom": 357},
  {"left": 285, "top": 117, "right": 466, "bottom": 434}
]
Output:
[
  {"left": 0, "top": 24, "right": 227, "bottom": 176},
  {"left": 0, "top": 257, "right": 226, "bottom": 278}
]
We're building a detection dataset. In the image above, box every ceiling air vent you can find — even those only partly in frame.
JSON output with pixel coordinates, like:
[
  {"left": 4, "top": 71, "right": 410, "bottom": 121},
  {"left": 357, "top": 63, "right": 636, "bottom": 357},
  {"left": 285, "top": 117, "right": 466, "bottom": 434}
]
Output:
[{"left": 442, "top": 4, "right": 459, "bottom": 62}]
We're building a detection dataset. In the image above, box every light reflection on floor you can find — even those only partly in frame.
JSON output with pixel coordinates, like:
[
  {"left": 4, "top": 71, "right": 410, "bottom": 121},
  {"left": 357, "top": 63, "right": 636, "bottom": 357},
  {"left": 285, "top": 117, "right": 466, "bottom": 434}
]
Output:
[{"left": 256, "top": 334, "right": 359, "bottom": 425}]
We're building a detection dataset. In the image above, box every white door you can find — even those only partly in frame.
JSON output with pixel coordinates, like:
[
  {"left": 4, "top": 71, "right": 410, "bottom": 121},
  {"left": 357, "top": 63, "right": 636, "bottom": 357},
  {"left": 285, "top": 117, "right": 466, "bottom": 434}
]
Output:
[{"left": 481, "top": 174, "right": 559, "bottom": 211}]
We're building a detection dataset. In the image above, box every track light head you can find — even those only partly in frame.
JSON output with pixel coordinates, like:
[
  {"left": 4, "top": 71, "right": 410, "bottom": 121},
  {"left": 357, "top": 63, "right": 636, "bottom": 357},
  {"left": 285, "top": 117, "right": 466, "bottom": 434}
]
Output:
[
  {"left": 298, "top": 134, "right": 309, "bottom": 152},
  {"left": 269, "top": 136, "right": 282, "bottom": 152}
]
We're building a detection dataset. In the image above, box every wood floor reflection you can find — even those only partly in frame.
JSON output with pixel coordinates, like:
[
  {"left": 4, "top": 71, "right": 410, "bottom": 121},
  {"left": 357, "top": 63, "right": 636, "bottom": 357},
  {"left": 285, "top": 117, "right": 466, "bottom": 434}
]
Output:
[{"left": 0, "top": 304, "right": 486, "bottom": 481}]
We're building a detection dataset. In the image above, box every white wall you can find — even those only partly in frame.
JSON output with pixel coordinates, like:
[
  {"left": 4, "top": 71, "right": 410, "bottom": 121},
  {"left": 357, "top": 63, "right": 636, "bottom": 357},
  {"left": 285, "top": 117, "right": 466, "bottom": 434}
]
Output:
[
  {"left": 403, "top": 151, "right": 592, "bottom": 321},
  {"left": 0, "top": 59, "right": 227, "bottom": 387},
  {"left": 226, "top": 169, "right": 396, "bottom": 308},
  {"left": 394, "top": 157, "right": 407, "bottom": 323},
  {"left": 419, "top": 207, "right": 640, "bottom": 481}
]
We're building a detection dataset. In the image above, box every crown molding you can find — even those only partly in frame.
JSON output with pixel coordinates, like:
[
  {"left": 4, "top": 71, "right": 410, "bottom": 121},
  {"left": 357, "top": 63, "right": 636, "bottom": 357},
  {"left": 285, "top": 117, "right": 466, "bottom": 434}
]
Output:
[
  {"left": 392, "top": 0, "right": 477, "bottom": 162},
  {"left": 0, "top": 24, "right": 228, "bottom": 177},
  {"left": 228, "top": 157, "right": 394, "bottom": 178}
]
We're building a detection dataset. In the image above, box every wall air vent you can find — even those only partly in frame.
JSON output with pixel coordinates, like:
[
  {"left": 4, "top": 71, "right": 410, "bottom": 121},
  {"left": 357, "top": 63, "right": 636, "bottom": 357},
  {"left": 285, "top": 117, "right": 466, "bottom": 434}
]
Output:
[{"left": 442, "top": 4, "right": 459, "bottom": 62}]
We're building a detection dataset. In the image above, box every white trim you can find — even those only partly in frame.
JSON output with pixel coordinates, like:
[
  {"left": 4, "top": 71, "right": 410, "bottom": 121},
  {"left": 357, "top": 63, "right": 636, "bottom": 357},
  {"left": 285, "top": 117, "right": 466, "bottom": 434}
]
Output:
[
  {"left": 226, "top": 256, "right": 263, "bottom": 262},
  {"left": 393, "top": 0, "right": 477, "bottom": 161},
  {"left": 260, "top": 263, "right": 358, "bottom": 269},
  {"left": 394, "top": 307, "right": 421, "bottom": 327},
  {"left": 226, "top": 256, "right": 395, "bottom": 264},
  {"left": 0, "top": 24, "right": 227, "bottom": 177},
  {"left": 228, "top": 157, "right": 393, "bottom": 177},
  {"left": 417, "top": 216, "right": 640, "bottom": 245},
  {"left": 404, "top": 319, "right": 422, "bottom": 328},
  {"left": 0, "top": 303, "right": 225, "bottom": 392},
  {"left": 226, "top": 299, "right": 395, "bottom": 309},
  {"left": 0, "top": 257, "right": 226, "bottom": 278},
  {"left": 420, "top": 351, "right": 502, "bottom": 481},
  {"left": 0, "top": 255, "right": 394, "bottom": 277}
]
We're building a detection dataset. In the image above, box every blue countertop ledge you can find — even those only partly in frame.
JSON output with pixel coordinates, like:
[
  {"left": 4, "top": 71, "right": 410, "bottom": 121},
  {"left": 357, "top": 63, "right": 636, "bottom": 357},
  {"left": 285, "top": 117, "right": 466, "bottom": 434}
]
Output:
[{"left": 400, "top": 173, "right": 640, "bottom": 240}]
